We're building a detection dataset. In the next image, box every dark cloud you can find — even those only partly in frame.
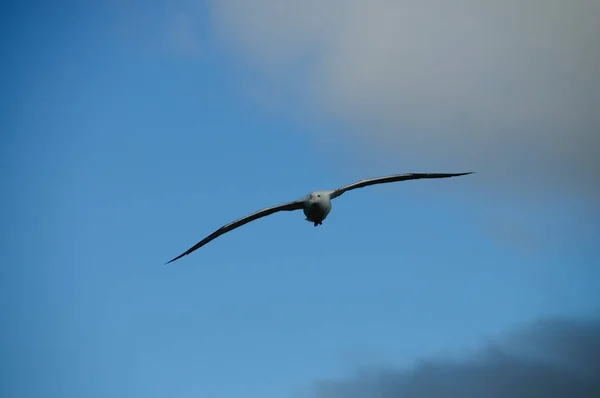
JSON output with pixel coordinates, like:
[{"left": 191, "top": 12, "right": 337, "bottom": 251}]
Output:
[{"left": 310, "top": 317, "right": 600, "bottom": 398}]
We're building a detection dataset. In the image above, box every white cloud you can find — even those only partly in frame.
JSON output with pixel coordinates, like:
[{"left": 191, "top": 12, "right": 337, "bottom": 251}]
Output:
[{"left": 209, "top": 0, "right": 600, "bottom": 197}]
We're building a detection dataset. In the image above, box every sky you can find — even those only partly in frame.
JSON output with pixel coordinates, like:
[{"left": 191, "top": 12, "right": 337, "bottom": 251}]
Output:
[{"left": 1, "top": 1, "right": 599, "bottom": 398}]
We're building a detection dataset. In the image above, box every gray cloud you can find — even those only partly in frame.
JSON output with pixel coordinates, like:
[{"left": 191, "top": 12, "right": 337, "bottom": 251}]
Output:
[
  {"left": 308, "top": 316, "right": 600, "bottom": 398},
  {"left": 209, "top": 0, "right": 600, "bottom": 197}
]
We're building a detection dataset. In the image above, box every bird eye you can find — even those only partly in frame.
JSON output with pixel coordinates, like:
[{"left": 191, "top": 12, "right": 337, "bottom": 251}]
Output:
[{"left": 317, "top": 195, "right": 321, "bottom": 197}]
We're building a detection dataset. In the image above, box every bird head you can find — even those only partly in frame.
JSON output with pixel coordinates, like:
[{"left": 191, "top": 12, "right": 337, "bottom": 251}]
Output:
[{"left": 309, "top": 192, "right": 323, "bottom": 204}]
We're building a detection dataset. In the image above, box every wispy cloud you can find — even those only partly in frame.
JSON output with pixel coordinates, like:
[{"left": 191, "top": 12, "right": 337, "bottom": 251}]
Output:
[
  {"left": 308, "top": 316, "right": 600, "bottom": 398},
  {"left": 209, "top": 0, "right": 600, "bottom": 198}
]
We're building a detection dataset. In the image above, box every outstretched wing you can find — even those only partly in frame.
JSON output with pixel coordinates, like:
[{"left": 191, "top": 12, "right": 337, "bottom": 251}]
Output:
[
  {"left": 166, "top": 199, "right": 305, "bottom": 264},
  {"left": 329, "top": 172, "right": 474, "bottom": 200}
]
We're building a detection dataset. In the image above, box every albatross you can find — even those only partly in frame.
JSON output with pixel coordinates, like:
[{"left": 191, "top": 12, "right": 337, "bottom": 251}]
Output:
[{"left": 166, "top": 172, "right": 473, "bottom": 264}]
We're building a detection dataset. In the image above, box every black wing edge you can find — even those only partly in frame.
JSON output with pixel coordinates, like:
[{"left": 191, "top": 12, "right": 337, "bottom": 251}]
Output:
[
  {"left": 164, "top": 200, "right": 304, "bottom": 265},
  {"left": 330, "top": 171, "right": 475, "bottom": 199}
]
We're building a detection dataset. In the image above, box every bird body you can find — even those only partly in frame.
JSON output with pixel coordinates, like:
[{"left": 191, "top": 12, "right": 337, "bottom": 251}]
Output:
[
  {"left": 166, "top": 172, "right": 473, "bottom": 264},
  {"left": 303, "top": 190, "right": 333, "bottom": 226}
]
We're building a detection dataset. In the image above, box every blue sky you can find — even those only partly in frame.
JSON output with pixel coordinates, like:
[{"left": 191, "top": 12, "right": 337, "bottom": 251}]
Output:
[{"left": 2, "top": 1, "right": 599, "bottom": 398}]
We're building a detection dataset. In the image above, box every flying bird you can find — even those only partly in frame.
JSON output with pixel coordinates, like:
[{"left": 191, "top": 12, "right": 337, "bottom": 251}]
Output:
[{"left": 166, "top": 172, "right": 473, "bottom": 264}]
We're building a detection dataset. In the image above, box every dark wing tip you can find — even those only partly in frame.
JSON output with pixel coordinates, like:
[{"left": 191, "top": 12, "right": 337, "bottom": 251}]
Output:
[
  {"left": 417, "top": 171, "right": 474, "bottom": 178},
  {"left": 165, "top": 252, "right": 187, "bottom": 265},
  {"left": 438, "top": 171, "right": 474, "bottom": 177}
]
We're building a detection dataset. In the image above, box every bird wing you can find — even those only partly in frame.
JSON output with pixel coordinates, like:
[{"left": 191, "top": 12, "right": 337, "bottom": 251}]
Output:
[
  {"left": 329, "top": 172, "right": 474, "bottom": 200},
  {"left": 166, "top": 199, "right": 305, "bottom": 264}
]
